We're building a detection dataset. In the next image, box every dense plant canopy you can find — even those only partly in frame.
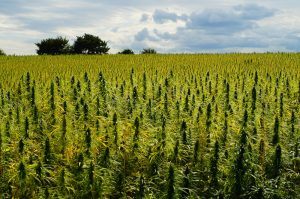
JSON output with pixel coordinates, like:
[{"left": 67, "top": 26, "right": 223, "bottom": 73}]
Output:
[
  {"left": 141, "top": 48, "right": 157, "bottom": 54},
  {"left": 0, "top": 54, "right": 299, "bottom": 198},
  {"left": 73, "top": 34, "right": 110, "bottom": 55},
  {"left": 35, "top": 37, "right": 70, "bottom": 55}
]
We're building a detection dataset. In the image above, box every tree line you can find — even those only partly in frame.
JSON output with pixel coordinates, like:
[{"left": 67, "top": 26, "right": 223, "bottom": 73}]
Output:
[{"left": 0, "top": 33, "right": 157, "bottom": 55}]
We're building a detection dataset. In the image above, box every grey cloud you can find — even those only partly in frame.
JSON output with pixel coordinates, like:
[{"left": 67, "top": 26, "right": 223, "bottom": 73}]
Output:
[
  {"left": 140, "top": 14, "right": 149, "bottom": 22},
  {"left": 0, "top": 0, "right": 27, "bottom": 15},
  {"left": 187, "top": 11, "right": 254, "bottom": 34},
  {"left": 130, "top": 40, "right": 150, "bottom": 52},
  {"left": 134, "top": 28, "right": 150, "bottom": 41},
  {"left": 153, "top": 29, "right": 177, "bottom": 40},
  {"left": 134, "top": 28, "right": 158, "bottom": 42},
  {"left": 153, "top": 9, "right": 188, "bottom": 24},
  {"left": 186, "top": 4, "right": 275, "bottom": 34},
  {"left": 134, "top": 4, "right": 276, "bottom": 51},
  {"left": 149, "top": 25, "right": 300, "bottom": 53},
  {"left": 135, "top": 4, "right": 278, "bottom": 52},
  {"left": 1, "top": 0, "right": 113, "bottom": 33},
  {"left": 280, "top": 35, "right": 300, "bottom": 51},
  {"left": 150, "top": 4, "right": 275, "bottom": 36},
  {"left": 234, "top": 4, "right": 275, "bottom": 20},
  {"left": 169, "top": 28, "right": 269, "bottom": 51}
]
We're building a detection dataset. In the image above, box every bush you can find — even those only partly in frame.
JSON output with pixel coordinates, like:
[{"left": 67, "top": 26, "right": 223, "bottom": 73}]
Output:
[
  {"left": 118, "top": 49, "right": 134, "bottom": 54},
  {"left": 0, "top": 49, "right": 6, "bottom": 56},
  {"left": 36, "top": 37, "right": 70, "bottom": 55},
  {"left": 141, "top": 48, "right": 157, "bottom": 54},
  {"left": 73, "top": 34, "right": 109, "bottom": 54}
]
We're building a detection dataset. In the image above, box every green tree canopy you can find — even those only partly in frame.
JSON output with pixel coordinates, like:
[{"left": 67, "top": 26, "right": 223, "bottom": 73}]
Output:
[
  {"left": 36, "top": 37, "right": 70, "bottom": 55},
  {"left": 73, "top": 34, "right": 109, "bottom": 54},
  {"left": 141, "top": 48, "right": 157, "bottom": 54},
  {"left": 118, "top": 49, "right": 134, "bottom": 54}
]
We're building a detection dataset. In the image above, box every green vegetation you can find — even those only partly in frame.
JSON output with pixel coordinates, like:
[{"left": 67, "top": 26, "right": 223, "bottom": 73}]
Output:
[
  {"left": 73, "top": 34, "right": 110, "bottom": 55},
  {"left": 35, "top": 37, "right": 70, "bottom": 55},
  {"left": 0, "top": 49, "right": 5, "bottom": 56},
  {"left": 118, "top": 49, "right": 135, "bottom": 54},
  {"left": 0, "top": 53, "right": 299, "bottom": 198},
  {"left": 141, "top": 48, "right": 157, "bottom": 54},
  {"left": 35, "top": 34, "right": 110, "bottom": 55}
]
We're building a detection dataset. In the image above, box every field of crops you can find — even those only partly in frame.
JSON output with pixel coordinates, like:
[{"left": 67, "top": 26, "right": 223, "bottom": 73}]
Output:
[{"left": 0, "top": 54, "right": 299, "bottom": 198}]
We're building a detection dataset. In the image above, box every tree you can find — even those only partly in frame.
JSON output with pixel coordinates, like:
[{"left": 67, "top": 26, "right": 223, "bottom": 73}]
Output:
[
  {"left": 36, "top": 36, "right": 70, "bottom": 55},
  {"left": 141, "top": 48, "right": 157, "bottom": 54},
  {"left": 0, "top": 49, "right": 6, "bottom": 56},
  {"left": 73, "top": 33, "right": 109, "bottom": 54},
  {"left": 118, "top": 49, "right": 134, "bottom": 54}
]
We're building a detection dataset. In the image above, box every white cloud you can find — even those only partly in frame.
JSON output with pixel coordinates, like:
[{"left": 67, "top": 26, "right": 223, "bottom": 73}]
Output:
[
  {"left": 0, "top": 14, "right": 23, "bottom": 30},
  {"left": 131, "top": 3, "right": 300, "bottom": 53}
]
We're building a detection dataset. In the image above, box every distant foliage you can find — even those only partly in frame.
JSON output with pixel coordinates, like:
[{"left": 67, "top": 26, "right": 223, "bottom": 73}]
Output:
[
  {"left": 36, "top": 34, "right": 109, "bottom": 55},
  {"left": 141, "top": 48, "right": 157, "bottom": 54},
  {"left": 73, "top": 33, "right": 110, "bottom": 54},
  {"left": 118, "top": 49, "right": 134, "bottom": 54},
  {"left": 0, "top": 48, "right": 6, "bottom": 56},
  {"left": 35, "top": 37, "right": 70, "bottom": 55}
]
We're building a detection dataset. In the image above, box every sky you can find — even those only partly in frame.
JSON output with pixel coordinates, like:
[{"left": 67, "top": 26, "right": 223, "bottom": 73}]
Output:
[{"left": 0, "top": 0, "right": 300, "bottom": 55}]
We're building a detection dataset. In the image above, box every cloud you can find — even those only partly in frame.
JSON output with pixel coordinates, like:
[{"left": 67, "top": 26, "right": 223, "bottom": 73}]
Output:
[
  {"left": 284, "top": 36, "right": 300, "bottom": 51},
  {"left": 0, "top": 1, "right": 300, "bottom": 54},
  {"left": 234, "top": 4, "right": 276, "bottom": 20},
  {"left": 153, "top": 29, "right": 176, "bottom": 40},
  {"left": 187, "top": 11, "right": 254, "bottom": 35},
  {"left": 140, "top": 14, "right": 150, "bottom": 22},
  {"left": 153, "top": 9, "right": 188, "bottom": 24},
  {"left": 186, "top": 4, "right": 275, "bottom": 35},
  {"left": 134, "top": 28, "right": 159, "bottom": 42},
  {"left": 132, "top": 4, "right": 294, "bottom": 53}
]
